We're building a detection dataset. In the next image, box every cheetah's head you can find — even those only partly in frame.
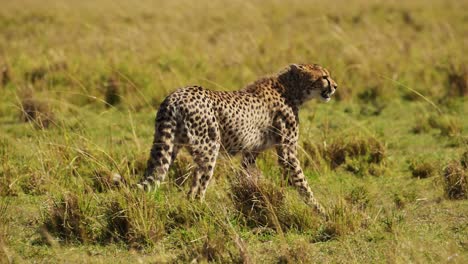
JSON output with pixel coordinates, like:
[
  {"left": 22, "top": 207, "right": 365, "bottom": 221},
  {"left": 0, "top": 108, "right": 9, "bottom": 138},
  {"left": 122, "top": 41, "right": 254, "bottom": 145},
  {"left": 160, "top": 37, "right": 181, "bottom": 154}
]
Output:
[{"left": 280, "top": 64, "right": 338, "bottom": 103}]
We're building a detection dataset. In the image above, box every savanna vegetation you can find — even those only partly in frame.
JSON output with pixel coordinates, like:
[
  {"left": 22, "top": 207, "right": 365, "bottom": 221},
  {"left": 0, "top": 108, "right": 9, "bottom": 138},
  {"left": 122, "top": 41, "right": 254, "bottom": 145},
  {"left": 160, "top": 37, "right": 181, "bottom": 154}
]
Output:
[{"left": 0, "top": 0, "right": 467, "bottom": 263}]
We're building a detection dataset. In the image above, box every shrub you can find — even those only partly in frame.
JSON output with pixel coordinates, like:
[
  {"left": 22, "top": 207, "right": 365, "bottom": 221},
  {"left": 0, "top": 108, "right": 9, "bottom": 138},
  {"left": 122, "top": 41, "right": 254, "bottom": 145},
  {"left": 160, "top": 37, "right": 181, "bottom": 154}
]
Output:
[
  {"left": 102, "top": 201, "right": 132, "bottom": 244},
  {"left": 103, "top": 75, "right": 121, "bottom": 107},
  {"left": 346, "top": 186, "right": 370, "bottom": 209},
  {"left": 278, "top": 192, "right": 318, "bottom": 232},
  {"left": 230, "top": 174, "right": 319, "bottom": 233},
  {"left": 199, "top": 236, "right": 228, "bottom": 263},
  {"left": 42, "top": 193, "right": 100, "bottom": 243},
  {"left": 101, "top": 192, "right": 164, "bottom": 249},
  {"left": 24, "top": 61, "right": 68, "bottom": 83},
  {"left": 19, "top": 89, "right": 54, "bottom": 129},
  {"left": 409, "top": 160, "right": 436, "bottom": 179},
  {"left": 443, "top": 161, "right": 467, "bottom": 200},
  {"left": 428, "top": 115, "right": 462, "bottom": 137},
  {"left": 304, "top": 135, "right": 386, "bottom": 176},
  {"left": 411, "top": 116, "right": 431, "bottom": 134},
  {"left": 1, "top": 64, "right": 11, "bottom": 86},
  {"left": 92, "top": 169, "right": 121, "bottom": 193},
  {"left": 277, "top": 240, "right": 313, "bottom": 263},
  {"left": 230, "top": 176, "right": 284, "bottom": 232},
  {"left": 0, "top": 141, "right": 18, "bottom": 196},
  {"left": 393, "top": 193, "right": 405, "bottom": 209},
  {"left": 357, "top": 85, "right": 387, "bottom": 116},
  {"left": 329, "top": 137, "right": 384, "bottom": 168},
  {"left": 446, "top": 65, "right": 468, "bottom": 97},
  {"left": 313, "top": 198, "right": 367, "bottom": 242},
  {"left": 172, "top": 227, "right": 246, "bottom": 263},
  {"left": 461, "top": 151, "right": 468, "bottom": 169}
]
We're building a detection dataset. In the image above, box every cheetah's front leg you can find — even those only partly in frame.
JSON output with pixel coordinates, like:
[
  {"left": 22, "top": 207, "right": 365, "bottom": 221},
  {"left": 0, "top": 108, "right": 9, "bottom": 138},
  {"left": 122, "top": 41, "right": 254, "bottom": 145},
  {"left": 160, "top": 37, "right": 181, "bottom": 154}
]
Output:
[
  {"left": 276, "top": 144, "right": 327, "bottom": 217},
  {"left": 273, "top": 115, "right": 327, "bottom": 216}
]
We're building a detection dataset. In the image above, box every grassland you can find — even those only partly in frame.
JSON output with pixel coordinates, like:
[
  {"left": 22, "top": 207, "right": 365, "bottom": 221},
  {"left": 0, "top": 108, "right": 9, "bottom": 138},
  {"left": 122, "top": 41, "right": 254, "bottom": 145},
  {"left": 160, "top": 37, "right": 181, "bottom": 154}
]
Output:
[{"left": 0, "top": 0, "right": 467, "bottom": 263}]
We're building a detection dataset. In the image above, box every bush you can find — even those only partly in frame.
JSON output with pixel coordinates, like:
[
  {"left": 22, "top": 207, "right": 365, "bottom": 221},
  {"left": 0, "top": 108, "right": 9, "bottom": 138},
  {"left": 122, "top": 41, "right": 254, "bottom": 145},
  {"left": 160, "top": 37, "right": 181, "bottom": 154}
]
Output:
[
  {"left": 313, "top": 198, "right": 368, "bottom": 242},
  {"left": 461, "top": 151, "right": 468, "bottom": 169},
  {"left": 42, "top": 193, "right": 100, "bottom": 243},
  {"left": 304, "top": 135, "right": 386, "bottom": 176},
  {"left": 411, "top": 116, "right": 431, "bottom": 134},
  {"left": 24, "top": 61, "right": 68, "bottom": 83},
  {"left": 443, "top": 162, "right": 467, "bottom": 200},
  {"left": 103, "top": 74, "right": 121, "bottom": 107},
  {"left": 346, "top": 186, "right": 370, "bottom": 209},
  {"left": 357, "top": 85, "right": 387, "bottom": 116},
  {"left": 428, "top": 115, "right": 462, "bottom": 137},
  {"left": 409, "top": 160, "right": 436, "bottom": 179},
  {"left": 230, "top": 175, "right": 318, "bottom": 233},
  {"left": 446, "top": 65, "right": 468, "bottom": 97},
  {"left": 1, "top": 64, "right": 11, "bottom": 87},
  {"left": 230, "top": 176, "right": 284, "bottom": 232},
  {"left": 101, "top": 192, "right": 164, "bottom": 248},
  {"left": 19, "top": 89, "right": 54, "bottom": 129}
]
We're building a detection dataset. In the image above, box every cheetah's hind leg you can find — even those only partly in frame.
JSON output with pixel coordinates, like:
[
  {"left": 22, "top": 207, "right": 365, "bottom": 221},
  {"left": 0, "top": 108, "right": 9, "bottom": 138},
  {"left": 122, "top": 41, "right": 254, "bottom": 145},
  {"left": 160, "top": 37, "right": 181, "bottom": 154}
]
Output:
[
  {"left": 186, "top": 137, "right": 220, "bottom": 201},
  {"left": 186, "top": 142, "right": 220, "bottom": 201}
]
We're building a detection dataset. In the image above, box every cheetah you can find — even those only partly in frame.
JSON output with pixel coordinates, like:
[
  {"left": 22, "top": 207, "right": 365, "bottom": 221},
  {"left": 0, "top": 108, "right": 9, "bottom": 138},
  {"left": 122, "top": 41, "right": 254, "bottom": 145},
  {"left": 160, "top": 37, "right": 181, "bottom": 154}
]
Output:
[{"left": 138, "top": 64, "right": 337, "bottom": 216}]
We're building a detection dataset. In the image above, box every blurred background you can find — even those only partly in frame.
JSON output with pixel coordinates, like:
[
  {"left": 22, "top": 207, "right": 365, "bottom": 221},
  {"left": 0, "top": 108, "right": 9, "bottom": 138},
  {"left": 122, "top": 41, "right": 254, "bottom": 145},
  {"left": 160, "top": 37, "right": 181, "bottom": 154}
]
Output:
[{"left": 1, "top": 0, "right": 466, "bottom": 105}]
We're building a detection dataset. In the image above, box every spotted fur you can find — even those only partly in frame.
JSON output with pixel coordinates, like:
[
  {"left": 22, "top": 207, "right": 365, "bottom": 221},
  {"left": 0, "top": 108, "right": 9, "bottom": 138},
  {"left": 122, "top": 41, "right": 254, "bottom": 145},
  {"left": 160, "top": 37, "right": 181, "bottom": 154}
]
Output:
[{"left": 138, "top": 64, "right": 338, "bottom": 216}]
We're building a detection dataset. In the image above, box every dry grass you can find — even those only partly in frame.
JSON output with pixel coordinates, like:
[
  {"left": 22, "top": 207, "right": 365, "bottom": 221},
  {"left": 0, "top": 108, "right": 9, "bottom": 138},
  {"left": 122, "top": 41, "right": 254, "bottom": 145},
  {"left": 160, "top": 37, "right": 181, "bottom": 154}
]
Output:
[
  {"left": 42, "top": 193, "right": 96, "bottom": 243},
  {"left": 461, "top": 151, "right": 468, "bottom": 169},
  {"left": 446, "top": 65, "right": 468, "bottom": 97},
  {"left": 101, "top": 192, "right": 164, "bottom": 249},
  {"left": 277, "top": 240, "right": 313, "bottom": 263},
  {"left": 428, "top": 115, "right": 462, "bottom": 137},
  {"left": 304, "top": 135, "right": 386, "bottom": 176},
  {"left": 103, "top": 74, "right": 121, "bottom": 107},
  {"left": 409, "top": 160, "right": 436, "bottom": 179},
  {"left": 346, "top": 186, "right": 370, "bottom": 210},
  {"left": 18, "top": 89, "right": 54, "bottom": 129},
  {"left": 357, "top": 85, "right": 387, "bottom": 115},
  {"left": 230, "top": 176, "right": 284, "bottom": 232},
  {"left": 197, "top": 236, "right": 231, "bottom": 263},
  {"left": 92, "top": 169, "right": 121, "bottom": 193},
  {"left": 0, "top": 141, "right": 18, "bottom": 197},
  {"left": 24, "top": 61, "right": 68, "bottom": 83},
  {"left": 1, "top": 64, "right": 11, "bottom": 87},
  {"left": 443, "top": 158, "right": 467, "bottom": 200},
  {"left": 411, "top": 115, "right": 431, "bottom": 134},
  {"left": 329, "top": 137, "right": 385, "bottom": 168},
  {"left": 230, "top": 174, "right": 319, "bottom": 234},
  {"left": 311, "top": 198, "right": 368, "bottom": 243},
  {"left": 42, "top": 191, "right": 166, "bottom": 248}
]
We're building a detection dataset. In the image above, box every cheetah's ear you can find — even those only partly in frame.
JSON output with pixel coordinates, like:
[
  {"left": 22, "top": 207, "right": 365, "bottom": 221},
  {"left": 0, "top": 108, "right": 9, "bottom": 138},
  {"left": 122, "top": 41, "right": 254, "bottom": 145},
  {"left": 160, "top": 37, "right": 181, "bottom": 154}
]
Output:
[
  {"left": 279, "top": 64, "right": 301, "bottom": 76},
  {"left": 289, "top": 64, "right": 303, "bottom": 73}
]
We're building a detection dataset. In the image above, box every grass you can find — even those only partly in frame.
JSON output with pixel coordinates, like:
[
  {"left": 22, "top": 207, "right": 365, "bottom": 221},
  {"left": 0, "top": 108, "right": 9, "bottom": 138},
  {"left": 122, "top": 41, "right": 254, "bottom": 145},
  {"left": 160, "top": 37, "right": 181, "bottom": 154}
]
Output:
[
  {"left": 409, "top": 159, "right": 437, "bottom": 179},
  {"left": 0, "top": 0, "right": 467, "bottom": 263},
  {"left": 443, "top": 152, "right": 468, "bottom": 200}
]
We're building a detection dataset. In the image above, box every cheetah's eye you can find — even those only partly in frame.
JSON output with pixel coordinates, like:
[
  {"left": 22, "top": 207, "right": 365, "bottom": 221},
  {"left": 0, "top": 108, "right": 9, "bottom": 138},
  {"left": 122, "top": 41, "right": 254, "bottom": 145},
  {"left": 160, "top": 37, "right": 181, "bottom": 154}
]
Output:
[{"left": 322, "top": 76, "right": 328, "bottom": 79}]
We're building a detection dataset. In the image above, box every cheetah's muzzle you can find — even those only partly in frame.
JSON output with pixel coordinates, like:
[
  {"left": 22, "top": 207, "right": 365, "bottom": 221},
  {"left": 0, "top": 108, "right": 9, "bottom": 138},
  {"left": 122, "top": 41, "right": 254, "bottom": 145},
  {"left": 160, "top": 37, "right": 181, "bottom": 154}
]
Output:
[{"left": 321, "top": 90, "right": 331, "bottom": 99}]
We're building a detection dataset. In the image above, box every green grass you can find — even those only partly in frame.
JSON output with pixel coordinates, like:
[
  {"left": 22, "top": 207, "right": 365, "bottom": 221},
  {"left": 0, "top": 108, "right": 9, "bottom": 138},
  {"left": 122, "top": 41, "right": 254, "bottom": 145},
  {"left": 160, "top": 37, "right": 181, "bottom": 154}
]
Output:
[{"left": 1, "top": 0, "right": 467, "bottom": 263}]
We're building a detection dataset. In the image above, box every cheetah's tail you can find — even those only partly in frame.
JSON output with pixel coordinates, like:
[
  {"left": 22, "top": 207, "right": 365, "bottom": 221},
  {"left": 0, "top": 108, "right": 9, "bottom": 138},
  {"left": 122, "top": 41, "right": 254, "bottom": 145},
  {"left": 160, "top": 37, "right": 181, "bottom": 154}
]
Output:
[{"left": 138, "top": 102, "right": 177, "bottom": 192}]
